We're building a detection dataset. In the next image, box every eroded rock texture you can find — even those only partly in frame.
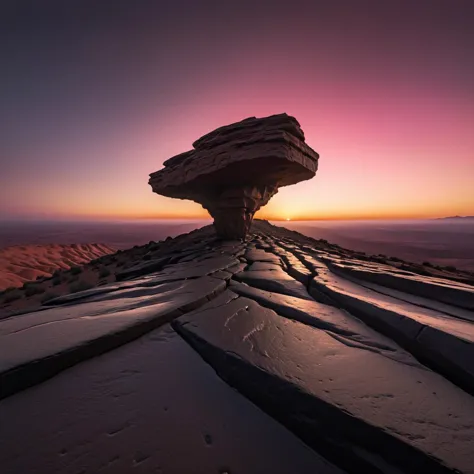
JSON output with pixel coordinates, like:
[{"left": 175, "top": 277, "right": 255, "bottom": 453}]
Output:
[
  {"left": 149, "top": 113, "right": 319, "bottom": 239},
  {"left": 1, "top": 221, "right": 474, "bottom": 474}
]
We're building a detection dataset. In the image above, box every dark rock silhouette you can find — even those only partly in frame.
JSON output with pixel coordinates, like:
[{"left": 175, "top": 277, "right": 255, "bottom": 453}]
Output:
[{"left": 149, "top": 113, "right": 319, "bottom": 239}]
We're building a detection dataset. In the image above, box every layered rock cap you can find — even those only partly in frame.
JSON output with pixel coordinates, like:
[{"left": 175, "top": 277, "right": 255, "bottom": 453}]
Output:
[{"left": 149, "top": 113, "right": 319, "bottom": 239}]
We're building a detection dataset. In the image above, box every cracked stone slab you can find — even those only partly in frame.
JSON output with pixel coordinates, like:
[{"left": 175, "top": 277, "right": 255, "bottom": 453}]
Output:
[
  {"left": 248, "top": 261, "right": 282, "bottom": 271},
  {"left": 308, "top": 260, "right": 474, "bottom": 394},
  {"left": 328, "top": 263, "right": 474, "bottom": 322},
  {"left": 225, "top": 261, "right": 247, "bottom": 274},
  {"left": 311, "top": 264, "right": 474, "bottom": 342},
  {"left": 160, "top": 255, "right": 241, "bottom": 277},
  {"left": 0, "top": 276, "right": 226, "bottom": 399},
  {"left": 175, "top": 296, "right": 474, "bottom": 474},
  {"left": 234, "top": 268, "right": 313, "bottom": 300},
  {"left": 3, "top": 219, "right": 473, "bottom": 474},
  {"left": 244, "top": 248, "right": 283, "bottom": 264},
  {"left": 116, "top": 254, "right": 240, "bottom": 283},
  {"left": 115, "top": 256, "right": 172, "bottom": 281},
  {"left": 267, "top": 242, "right": 474, "bottom": 394},
  {"left": 0, "top": 326, "right": 342, "bottom": 474},
  {"left": 44, "top": 273, "right": 185, "bottom": 306},
  {"left": 326, "top": 260, "right": 474, "bottom": 310},
  {"left": 229, "top": 280, "right": 420, "bottom": 367},
  {"left": 378, "top": 283, "right": 472, "bottom": 321},
  {"left": 271, "top": 246, "right": 313, "bottom": 286}
]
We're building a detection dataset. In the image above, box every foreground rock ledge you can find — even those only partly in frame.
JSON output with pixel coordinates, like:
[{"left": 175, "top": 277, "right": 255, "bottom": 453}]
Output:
[
  {"left": 1, "top": 221, "right": 474, "bottom": 473},
  {"left": 149, "top": 113, "right": 319, "bottom": 239}
]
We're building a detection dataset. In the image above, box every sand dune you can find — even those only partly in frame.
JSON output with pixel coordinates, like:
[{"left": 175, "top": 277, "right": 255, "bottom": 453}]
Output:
[{"left": 0, "top": 243, "right": 115, "bottom": 290}]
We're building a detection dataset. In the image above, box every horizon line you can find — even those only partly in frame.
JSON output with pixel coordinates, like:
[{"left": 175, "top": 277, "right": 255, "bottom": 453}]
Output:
[{"left": 1, "top": 214, "right": 473, "bottom": 223}]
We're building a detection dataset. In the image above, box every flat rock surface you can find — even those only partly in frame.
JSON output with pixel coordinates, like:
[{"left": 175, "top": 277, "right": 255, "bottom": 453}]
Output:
[
  {"left": 324, "top": 258, "right": 474, "bottom": 310},
  {"left": 116, "top": 255, "right": 240, "bottom": 283},
  {"left": 175, "top": 294, "right": 474, "bottom": 474},
  {"left": 0, "top": 276, "right": 227, "bottom": 399},
  {"left": 0, "top": 277, "right": 223, "bottom": 372},
  {"left": 0, "top": 326, "right": 341, "bottom": 474},
  {"left": 229, "top": 280, "right": 418, "bottom": 366},
  {"left": 1, "top": 220, "right": 473, "bottom": 474}
]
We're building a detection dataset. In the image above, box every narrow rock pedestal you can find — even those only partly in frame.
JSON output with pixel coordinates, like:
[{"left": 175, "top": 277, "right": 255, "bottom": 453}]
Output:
[{"left": 203, "top": 185, "right": 277, "bottom": 240}]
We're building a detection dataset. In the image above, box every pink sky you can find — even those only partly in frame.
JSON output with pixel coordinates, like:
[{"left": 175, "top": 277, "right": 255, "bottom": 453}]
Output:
[{"left": 2, "top": 1, "right": 473, "bottom": 221}]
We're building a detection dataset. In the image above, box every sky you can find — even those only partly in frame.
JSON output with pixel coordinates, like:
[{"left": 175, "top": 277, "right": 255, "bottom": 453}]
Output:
[{"left": 1, "top": 0, "right": 473, "bottom": 221}]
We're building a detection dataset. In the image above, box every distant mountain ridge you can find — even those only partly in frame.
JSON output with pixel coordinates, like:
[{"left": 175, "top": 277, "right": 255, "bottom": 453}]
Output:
[{"left": 436, "top": 215, "right": 474, "bottom": 220}]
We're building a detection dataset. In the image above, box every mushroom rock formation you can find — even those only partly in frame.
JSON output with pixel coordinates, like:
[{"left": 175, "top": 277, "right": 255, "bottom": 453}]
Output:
[{"left": 149, "top": 113, "right": 319, "bottom": 239}]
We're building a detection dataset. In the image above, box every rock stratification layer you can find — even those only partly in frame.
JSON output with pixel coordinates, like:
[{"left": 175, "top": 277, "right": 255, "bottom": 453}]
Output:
[{"left": 149, "top": 113, "right": 319, "bottom": 239}]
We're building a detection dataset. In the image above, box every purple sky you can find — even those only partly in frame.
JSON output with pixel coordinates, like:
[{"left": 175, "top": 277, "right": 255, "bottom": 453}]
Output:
[{"left": 1, "top": 0, "right": 473, "bottom": 220}]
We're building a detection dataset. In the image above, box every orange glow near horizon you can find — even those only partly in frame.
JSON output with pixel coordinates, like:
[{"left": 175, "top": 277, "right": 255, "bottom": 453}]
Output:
[{"left": 47, "top": 187, "right": 474, "bottom": 222}]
